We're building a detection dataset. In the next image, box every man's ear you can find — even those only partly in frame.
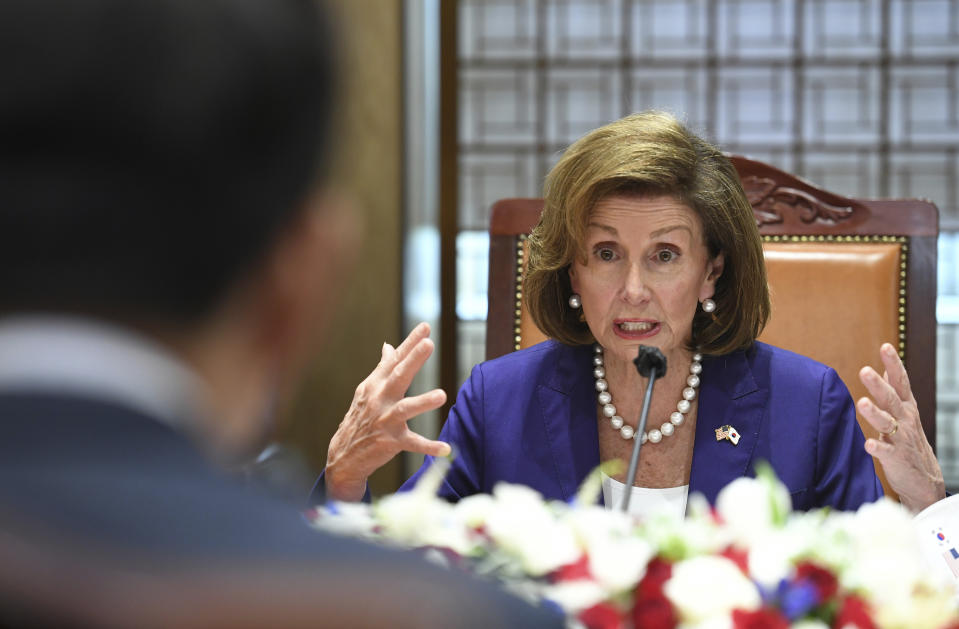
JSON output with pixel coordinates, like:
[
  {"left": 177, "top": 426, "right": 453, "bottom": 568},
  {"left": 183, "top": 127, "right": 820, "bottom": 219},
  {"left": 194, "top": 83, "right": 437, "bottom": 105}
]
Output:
[{"left": 255, "top": 190, "right": 360, "bottom": 377}]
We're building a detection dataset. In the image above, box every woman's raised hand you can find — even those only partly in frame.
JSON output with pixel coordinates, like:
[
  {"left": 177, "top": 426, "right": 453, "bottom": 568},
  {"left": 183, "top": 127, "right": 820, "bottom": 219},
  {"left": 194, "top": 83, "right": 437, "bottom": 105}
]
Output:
[
  {"left": 857, "top": 343, "right": 945, "bottom": 513},
  {"left": 324, "top": 322, "right": 449, "bottom": 502}
]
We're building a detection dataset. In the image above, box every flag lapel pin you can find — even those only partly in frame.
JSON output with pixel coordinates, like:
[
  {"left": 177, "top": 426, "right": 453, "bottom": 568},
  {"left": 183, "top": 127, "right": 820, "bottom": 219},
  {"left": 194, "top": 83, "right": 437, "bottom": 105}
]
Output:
[{"left": 714, "top": 424, "right": 741, "bottom": 446}]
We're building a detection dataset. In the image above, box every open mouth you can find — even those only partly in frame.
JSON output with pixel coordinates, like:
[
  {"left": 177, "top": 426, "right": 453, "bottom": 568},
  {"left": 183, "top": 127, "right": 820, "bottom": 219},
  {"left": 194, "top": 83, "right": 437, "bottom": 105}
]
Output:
[{"left": 613, "top": 320, "right": 660, "bottom": 339}]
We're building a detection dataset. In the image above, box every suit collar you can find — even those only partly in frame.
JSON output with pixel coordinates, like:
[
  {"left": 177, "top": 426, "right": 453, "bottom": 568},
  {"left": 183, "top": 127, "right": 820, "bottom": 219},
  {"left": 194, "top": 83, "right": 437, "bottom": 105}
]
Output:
[
  {"left": 689, "top": 345, "right": 767, "bottom": 503},
  {"left": 540, "top": 341, "right": 590, "bottom": 393},
  {"left": 535, "top": 342, "right": 599, "bottom": 502},
  {"left": 533, "top": 341, "right": 769, "bottom": 505}
]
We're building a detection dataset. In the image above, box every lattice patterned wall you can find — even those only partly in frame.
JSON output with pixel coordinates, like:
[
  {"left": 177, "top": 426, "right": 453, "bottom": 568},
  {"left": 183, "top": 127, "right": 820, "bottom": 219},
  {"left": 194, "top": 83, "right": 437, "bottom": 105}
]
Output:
[{"left": 451, "top": 0, "right": 959, "bottom": 486}]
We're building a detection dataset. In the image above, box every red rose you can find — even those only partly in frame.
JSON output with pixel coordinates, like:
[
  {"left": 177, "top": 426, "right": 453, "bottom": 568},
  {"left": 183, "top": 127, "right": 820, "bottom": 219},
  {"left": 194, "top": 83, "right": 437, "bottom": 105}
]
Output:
[
  {"left": 731, "top": 607, "right": 790, "bottom": 629},
  {"left": 631, "top": 595, "right": 677, "bottom": 629},
  {"left": 552, "top": 554, "right": 591, "bottom": 582},
  {"left": 833, "top": 595, "right": 878, "bottom": 629},
  {"left": 720, "top": 545, "right": 750, "bottom": 575},
  {"left": 578, "top": 602, "right": 624, "bottom": 629},
  {"left": 635, "top": 556, "right": 673, "bottom": 601},
  {"left": 632, "top": 558, "right": 677, "bottom": 629},
  {"left": 794, "top": 561, "right": 838, "bottom": 603}
]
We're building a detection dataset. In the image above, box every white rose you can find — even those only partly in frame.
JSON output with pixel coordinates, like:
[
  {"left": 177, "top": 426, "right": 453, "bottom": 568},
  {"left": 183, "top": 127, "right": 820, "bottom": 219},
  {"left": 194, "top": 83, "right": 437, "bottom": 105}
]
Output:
[
  {"left": 807, "top": 510, "right": 856, "bottom": 571},
  {"left": 837, "top": 499, "right": 924, "bottom": 598},
  {"left": 715, "top": 475, "right": 790, "bottom": 547},
  {"left": 747, "top": 522, "right": 818, "bottom": 588},
  {"left": 676, "top": 514, "right": 731, "bottom": 556},
  {"left": 542, "top": 580, "right": 609, "bottom": 614},
  {"left": 843, "top": 549, "right": 954, "bottom": 629},
  {"left": 374, "top": 491, "right": 451, "bottom": 545},
  {"left": 747, "top": 534, "right": 795, "bottom": 589},
  {"left": 452, "top": 493, "right": 496, "bottom": 528},
  {"left": 829, "top": 497, "right": 957, "bottom": 629},
  {"left": 587, "top": 535, "right": 653, "bottom": 592},
  {"left": 680, "top": 616, "right": 732, "bottom": 629},
  {"left": 371, "top": 492, "right": 427, "bottom": 541},
  {"left": 309, "top": 501, "right": 377, "bottom": 539},
  {"left": 484, "top": 483, "right": 580, "bottom": 576},
  {"left": 841, "top": 547, "right": 922, "bottom": 605},
  {"left": 562, "top": 505, "right": 651, "bottom": 590},
  {"left": 565, "top": 504, "right": 634, "bottom": 548},
  {"left": 641, "top": 509, "right": 729, "bottom": 559},
  {"left": 845, "top": 498, "right": 917, "bottom": 555},
  {"left": 664, "top": 556, "right": 760, "bottom": 625}
]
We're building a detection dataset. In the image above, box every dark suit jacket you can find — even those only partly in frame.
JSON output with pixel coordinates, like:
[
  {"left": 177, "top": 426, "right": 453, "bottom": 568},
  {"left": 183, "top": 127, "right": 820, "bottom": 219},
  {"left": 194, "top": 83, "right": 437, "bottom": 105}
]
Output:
[
  {"left": 0, "top": 392, "right": 561, "bottom": 628},
  {"left": 403, "top": 340, "right": 883, "bottom": 510}
]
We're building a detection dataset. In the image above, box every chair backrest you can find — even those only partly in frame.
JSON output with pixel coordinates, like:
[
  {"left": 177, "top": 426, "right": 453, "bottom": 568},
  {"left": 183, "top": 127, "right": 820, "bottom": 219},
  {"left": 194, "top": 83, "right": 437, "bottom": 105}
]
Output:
[{"left": 486, "top": 156, "right": 939, "bottom": 497}]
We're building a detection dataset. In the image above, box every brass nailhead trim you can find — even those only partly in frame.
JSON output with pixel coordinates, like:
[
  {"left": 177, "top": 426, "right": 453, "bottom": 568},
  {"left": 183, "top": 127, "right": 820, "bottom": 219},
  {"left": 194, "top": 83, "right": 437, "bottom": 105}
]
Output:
[
  {"left": 514, "top": 235, "right": 527, "bottom": 351},
  {"left": 507, "top": 234, "right": 910, "bottom": 359}
]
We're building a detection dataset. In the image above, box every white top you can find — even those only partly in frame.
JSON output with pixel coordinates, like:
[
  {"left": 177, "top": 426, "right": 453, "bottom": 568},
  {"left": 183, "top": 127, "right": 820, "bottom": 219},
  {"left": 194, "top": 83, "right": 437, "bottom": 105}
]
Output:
[
  {"left": 601, "top": 472, "right": 689, "bottom": 521},
  {"left": 0, "top": 315, "right": 204, "bottom": 430}
]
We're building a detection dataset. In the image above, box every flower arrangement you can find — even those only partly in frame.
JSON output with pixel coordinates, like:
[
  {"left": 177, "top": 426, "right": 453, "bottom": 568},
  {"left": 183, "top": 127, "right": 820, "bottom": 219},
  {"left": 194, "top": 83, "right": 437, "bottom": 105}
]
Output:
[{"left": 306, "top": 461, "right": 959, "bottom": 629}]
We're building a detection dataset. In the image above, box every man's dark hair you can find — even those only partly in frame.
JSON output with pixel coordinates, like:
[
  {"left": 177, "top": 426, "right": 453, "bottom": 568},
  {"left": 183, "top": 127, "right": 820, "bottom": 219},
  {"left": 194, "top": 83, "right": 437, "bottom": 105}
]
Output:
[{"left": 0, "top": 0, "right": 337, "bottom": 323}]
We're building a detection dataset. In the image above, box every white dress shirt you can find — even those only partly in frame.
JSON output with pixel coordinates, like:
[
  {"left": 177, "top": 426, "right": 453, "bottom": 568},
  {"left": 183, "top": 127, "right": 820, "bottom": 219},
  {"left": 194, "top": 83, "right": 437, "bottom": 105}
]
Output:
[
  {"left": 601, "top": 472, "right": 689, "bottom": 522},
  {"left": 0, "top": 315, "right": 205, "bottom": 430}
]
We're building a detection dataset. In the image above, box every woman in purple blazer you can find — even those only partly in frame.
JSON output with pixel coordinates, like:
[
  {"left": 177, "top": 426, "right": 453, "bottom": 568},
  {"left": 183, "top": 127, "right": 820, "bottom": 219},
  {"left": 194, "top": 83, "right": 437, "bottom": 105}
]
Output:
[{"left": 323, "top": 111, "right": 883, "bottom": 517}]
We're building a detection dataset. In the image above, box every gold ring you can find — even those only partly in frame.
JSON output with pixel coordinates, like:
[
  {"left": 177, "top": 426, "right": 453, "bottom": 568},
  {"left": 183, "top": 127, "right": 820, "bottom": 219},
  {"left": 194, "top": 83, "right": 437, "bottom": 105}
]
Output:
[{"left": 882, "top": 420, "right": 899, "bottom": 438}]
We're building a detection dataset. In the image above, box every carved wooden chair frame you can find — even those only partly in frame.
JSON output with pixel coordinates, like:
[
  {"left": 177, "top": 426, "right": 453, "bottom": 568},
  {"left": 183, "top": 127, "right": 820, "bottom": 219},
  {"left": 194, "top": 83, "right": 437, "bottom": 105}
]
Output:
[{"left": 486, "top": 156, "right": 939, "bottom": 460}]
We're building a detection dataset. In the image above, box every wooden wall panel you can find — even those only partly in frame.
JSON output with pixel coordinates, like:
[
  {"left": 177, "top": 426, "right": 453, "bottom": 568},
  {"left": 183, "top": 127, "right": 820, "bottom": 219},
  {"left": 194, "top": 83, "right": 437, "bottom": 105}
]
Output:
[{"left": 278, "top": 0, "right": 404, "bottom": 497}]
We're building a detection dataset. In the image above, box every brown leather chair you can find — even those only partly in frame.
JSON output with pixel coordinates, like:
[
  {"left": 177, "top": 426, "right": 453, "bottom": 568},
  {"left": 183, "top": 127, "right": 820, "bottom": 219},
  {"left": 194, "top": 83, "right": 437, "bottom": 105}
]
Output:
[{"left": 485, "top": 156, "right": 939, "bottom": 498}]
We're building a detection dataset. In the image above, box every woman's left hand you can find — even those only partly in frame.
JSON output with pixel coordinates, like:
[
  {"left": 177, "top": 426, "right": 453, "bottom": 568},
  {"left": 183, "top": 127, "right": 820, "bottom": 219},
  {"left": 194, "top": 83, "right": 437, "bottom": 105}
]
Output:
[
  {"left": 857, "top": 343, "right": 945, "bottom": 513},
  {"left": 324, "top": 322, "right": 449, "bottom": 502}
]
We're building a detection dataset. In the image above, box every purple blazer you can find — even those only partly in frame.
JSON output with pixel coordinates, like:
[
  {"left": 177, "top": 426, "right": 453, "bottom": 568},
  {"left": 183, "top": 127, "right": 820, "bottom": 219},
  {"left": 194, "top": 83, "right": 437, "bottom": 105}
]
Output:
[{"left": 403, "top": 340, "right": 883, "bottom": 510}]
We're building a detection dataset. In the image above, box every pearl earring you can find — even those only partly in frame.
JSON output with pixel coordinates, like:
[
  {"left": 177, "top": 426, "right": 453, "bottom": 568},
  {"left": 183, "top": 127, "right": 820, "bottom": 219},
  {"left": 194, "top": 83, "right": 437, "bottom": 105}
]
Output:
[
  {"left": 701, "top": 298, "right": 717, "bottom": 313},
  {"left": 568, "top": 293, "right": 582, "bottom": 309}
]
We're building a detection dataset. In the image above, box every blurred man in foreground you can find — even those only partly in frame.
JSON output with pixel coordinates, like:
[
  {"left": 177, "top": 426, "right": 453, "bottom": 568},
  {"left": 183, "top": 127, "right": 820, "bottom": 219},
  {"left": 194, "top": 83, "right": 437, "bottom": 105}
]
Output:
[{"left": 0, "top": 1, "right": 559, "bottom": 626}]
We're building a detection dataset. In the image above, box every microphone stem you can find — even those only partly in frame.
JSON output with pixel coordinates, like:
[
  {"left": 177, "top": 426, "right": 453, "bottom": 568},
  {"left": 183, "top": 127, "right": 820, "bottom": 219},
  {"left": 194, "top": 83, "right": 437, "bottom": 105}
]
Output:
[{"left": 620, "top": 373, "right": 658, "bottom": 512}]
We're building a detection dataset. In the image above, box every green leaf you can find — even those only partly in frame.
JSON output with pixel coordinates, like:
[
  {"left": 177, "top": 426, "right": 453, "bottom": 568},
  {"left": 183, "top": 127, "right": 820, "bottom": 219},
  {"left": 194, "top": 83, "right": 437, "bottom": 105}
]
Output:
[
  {"left": 754, "top": 460, "right": 788, "bottom": 526},
  {"left": 411, "top": 452, "right": 454, "bottom": 498},
  {"left": 574, "top": 459, "right": 626, "bottom": 506}
]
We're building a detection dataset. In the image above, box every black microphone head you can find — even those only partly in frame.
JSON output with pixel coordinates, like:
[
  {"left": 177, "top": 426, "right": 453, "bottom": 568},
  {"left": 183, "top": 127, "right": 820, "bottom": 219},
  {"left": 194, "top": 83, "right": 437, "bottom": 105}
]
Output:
[{"left": 633, "top": 345, "right": 667, "bottom": 379}]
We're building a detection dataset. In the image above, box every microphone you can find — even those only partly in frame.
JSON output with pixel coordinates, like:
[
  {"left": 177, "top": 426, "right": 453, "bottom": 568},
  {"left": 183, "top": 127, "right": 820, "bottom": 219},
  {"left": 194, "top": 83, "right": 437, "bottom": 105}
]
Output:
[{"left": 620, "top": 345, "right": 667, "bottom": 512}]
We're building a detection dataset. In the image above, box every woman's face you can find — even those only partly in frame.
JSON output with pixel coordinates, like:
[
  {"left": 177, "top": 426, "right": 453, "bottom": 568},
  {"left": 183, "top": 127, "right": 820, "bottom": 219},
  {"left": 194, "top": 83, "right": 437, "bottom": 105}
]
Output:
[{"left": 568, "top": 194, "right": 724, "bottom": 369}]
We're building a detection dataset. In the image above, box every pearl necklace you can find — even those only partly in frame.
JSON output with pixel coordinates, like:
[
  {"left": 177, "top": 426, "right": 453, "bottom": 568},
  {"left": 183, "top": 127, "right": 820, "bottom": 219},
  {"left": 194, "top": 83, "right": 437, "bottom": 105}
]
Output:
[{"left": 592, "top": 344, "right": 702, "bottom": 443}]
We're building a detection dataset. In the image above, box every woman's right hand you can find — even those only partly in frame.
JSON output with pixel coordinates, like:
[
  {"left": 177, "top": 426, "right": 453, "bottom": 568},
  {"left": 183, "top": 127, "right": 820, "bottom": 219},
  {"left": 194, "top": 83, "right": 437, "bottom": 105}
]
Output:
[
  {"left": 324, "top": 322, "right": 450, "bottom": 502},
  {"left": 857, "top": 342, "right": 945, "bottom": 513}
]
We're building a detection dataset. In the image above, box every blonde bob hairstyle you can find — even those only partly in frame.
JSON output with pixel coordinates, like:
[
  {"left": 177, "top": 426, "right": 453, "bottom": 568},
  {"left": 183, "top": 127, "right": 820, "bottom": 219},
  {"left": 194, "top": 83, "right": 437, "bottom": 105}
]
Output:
[{"left": 525, "top": 111, "right": 770, "bottom": 356}]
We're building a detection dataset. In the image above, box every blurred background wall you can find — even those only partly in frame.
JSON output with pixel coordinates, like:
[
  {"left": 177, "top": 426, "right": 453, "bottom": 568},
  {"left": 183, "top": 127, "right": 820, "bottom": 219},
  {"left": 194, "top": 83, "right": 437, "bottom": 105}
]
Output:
[{"left": 279, "top": 0, "right": 406, "bottom": 496}]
